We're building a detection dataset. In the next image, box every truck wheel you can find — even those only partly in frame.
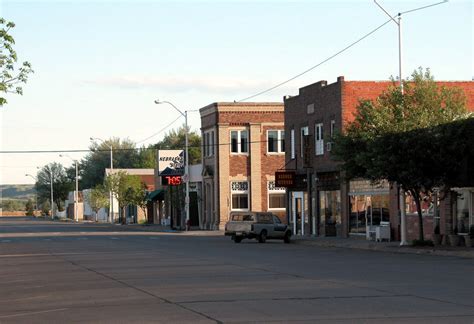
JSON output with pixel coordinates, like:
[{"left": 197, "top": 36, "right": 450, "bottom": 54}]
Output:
[
  {"left": 234, "top": 236, "right": 242, "bottom": 243},
  {"left": 258, "top": 230, "right": 267, "bottom": 243},
  {"left": 283, "top": 231, "right": 291, "bottom": 244}
]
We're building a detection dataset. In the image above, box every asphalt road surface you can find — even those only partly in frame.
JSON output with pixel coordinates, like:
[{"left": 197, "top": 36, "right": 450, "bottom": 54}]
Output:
[{"left": 1, "top": 216, "right": 473, "bottom": 323}]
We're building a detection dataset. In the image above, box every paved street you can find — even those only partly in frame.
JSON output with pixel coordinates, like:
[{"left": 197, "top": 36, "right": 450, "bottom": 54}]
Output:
[{"left": 1, "top": 217, "right": 473, "bottom": 323}]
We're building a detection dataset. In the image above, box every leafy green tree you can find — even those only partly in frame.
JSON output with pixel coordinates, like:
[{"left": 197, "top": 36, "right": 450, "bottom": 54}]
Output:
[
  {"left": 334, "top": 68, "right": 469, "bottom": 241},
  {"left": 84, "top": 185, "right": 109, "bottom": 222},
  {"left": 152, "top": 125, "right": 201, "bottom": 164},
  {"left": 80, "top": 137, "right": 155, "bottom": 189},
  {"left": 104, "top": 171, "right": 145, "bottom": 224},
  {"left": 25, "top": 199, "right": 34, "bottom": 216},
  {"left": 0, "top": 199, "right": 23, "bottom": 211},
  {"left": 41, "top": 200, "right": 50, "bottom": 216},
  {"left": 0, "top": 18, "right": 33, "bottom": 106},
  {"left": 36, "top": 163, "right": 72, "bottom": 212}
]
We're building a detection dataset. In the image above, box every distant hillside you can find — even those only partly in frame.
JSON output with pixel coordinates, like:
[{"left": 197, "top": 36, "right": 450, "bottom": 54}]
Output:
[{"left": 0, "top": 184, "right": 36, "bottom": 200}]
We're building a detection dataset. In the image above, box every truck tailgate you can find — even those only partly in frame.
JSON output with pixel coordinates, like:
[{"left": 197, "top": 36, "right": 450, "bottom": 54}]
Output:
[{"left": 226, "top": 222, "right": 252, "bottom": 233}]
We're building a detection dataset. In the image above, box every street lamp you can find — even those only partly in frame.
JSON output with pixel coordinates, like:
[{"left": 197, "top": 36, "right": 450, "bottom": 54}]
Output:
[
  {"left": 25, "top": 174, "right": 37, "bottom": 212},
  {"left": 374, "top": 0, "right": 448, "bottom": 246},
  {"left": 59, "top": 154, "right": 79, "bottom": 222},
  {"left": 154, "top": 99, "right": 190, "bottom": 230},
  {"left": 90, "top": 137, "right": 114, "bottom": 223},
  {"left": 37, "top": 166, "right": 54, "bottom": 220}
]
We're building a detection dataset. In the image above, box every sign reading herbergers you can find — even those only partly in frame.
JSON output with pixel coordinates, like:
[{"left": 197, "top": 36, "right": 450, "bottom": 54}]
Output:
[
  {"left": 275, "top": 171, "right": 296, "bottom": 187},
  {"left": 158, "top": 150, "right": 184, "bottom": 176}
]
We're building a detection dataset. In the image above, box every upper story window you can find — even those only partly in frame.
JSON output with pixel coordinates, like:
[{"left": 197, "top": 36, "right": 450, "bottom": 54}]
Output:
[
  {"left": 330, "top": 120, "right": 336, "bottom": 138},
  {"left": 203, "top": 130, "right": 215, "bottom": 157},
  {"left": 315, "top": 123, "right": 324, "bottom": 155},
  {"left": 300, "top": 126, "right": 308, "bottom": 158},
  {"left": 230, "top": 130, "right": 248, "bottom": 154},
  {"left": 290, "top": 129, "right": 295, "bottom": 159},
  {"left": 267, "top": 130, "right": 285, "bottom": 154}
]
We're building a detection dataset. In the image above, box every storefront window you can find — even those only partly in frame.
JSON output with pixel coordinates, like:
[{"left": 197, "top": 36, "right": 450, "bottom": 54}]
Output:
[
  {"left": 456, "top": 190, "right": 471, "bottom": 234},
  {"left": 349, "top": 194, "right": 390, "bottom": 233},
  {"left": 320, "top": 190, "right": 341, "bottom": 236}
]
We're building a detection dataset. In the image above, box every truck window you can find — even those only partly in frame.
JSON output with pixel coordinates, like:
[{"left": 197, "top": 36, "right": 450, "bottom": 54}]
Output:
[
  {"left": 257, "top": 214, "right": 272, "bottom": 224},
  {"left": 272, "top": 215, "right": 281, "bottom": 224}
]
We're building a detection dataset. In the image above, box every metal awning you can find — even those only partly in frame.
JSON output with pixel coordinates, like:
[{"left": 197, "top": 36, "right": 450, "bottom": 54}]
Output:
[{"left": 146, "top": 189, "right": 165, "bottom": 201}]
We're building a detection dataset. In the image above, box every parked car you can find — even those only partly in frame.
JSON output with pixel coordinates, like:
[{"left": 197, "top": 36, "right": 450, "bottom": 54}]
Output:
[{"left": 225, "top": 211, "right": 292, "bottom": 243}]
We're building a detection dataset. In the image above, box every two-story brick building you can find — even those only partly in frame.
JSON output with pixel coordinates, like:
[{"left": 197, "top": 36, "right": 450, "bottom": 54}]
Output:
[
  {"left": 199, "top": 102, "right": 286, "bottom": 230},
  {"left": 284, "top": 76, "right": 474, "bottom": 239}
]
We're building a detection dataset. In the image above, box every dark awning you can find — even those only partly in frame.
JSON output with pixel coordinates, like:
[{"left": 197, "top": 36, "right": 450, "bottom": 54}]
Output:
[{"left": 147, "top": 189, "right": 165, "bottom": 201}]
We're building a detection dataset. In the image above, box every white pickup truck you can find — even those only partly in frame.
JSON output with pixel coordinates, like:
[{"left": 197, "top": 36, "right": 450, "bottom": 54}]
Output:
[{"left": 225, "top": 212, "right": 292, "bottom": 243}]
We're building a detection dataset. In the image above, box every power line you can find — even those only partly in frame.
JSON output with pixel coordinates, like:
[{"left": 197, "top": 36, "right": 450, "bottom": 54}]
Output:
[
  {"left": 237, "top": 18, "right": 393, "bottom": 102},
  {"left": 0, "top": 138, "right": 288, "bottom": 154},
  {"left": 135, "top": 115, "right": 182, "bottom": 144}
]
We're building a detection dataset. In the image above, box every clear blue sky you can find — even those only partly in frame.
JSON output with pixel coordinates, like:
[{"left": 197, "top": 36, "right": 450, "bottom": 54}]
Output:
[{"left": 1, "top": 0, "right": 472, "bottom": 184}]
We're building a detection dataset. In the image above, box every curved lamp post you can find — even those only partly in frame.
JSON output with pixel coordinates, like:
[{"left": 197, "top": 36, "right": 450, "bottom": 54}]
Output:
[
  {"left": 154, "top": 99, "right": 189, "bottom": 230},
  {"left": 25, "top": 174, "right": 38, "bottom": 211}
]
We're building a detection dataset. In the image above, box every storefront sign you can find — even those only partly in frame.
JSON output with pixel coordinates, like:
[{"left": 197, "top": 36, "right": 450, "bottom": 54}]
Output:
[
  {"left": 158, "top": 150, "right": 184, "bottom": 175},
  {"left": 275, "top": 171, "right": 296, "bottom": 187}
]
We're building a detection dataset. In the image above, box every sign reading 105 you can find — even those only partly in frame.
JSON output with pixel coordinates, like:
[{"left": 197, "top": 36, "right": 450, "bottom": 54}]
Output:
[{"left": 162, "top": 175, "right": 182, "bottom": 186}]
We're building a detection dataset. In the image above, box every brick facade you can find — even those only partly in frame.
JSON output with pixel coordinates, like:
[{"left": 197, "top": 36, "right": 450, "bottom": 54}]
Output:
[
  {"left": 284, "top": 76, "right": 474, "bottom": 239},
  {"left": 200, "top": 103, "right": 285, "bottom": 230}
]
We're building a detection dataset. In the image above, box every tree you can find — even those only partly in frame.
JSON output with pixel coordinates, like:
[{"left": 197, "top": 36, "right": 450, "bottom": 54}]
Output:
[
  {"left": 25, "top": 199, "right": 34, "bottom": 216},
  {"left": 41, "top": 200, "right": 50, "bottom": 216},
  {"left": 80, "top": 137, "right": 155, "bottom": 189},
  {"left": 104, "top": 171, "right": 145, "bottom": 224},
  {"left": 334, "top": 68, "right": 469, "bottom": 241},
  {"left": 0, "top": 199, "right": 23, "bottom": 211},
  {"left": 0, "top": 18, "right": 33, "bottom": 106},
  {"left": 85, "top": 185, "right": 109, "bottom": 222},
  {"left": 36, "top": 163, "right": 72, "bottom": 212},
  {"left": 152, "top": 125, "right": 202, "bottom": 164}
]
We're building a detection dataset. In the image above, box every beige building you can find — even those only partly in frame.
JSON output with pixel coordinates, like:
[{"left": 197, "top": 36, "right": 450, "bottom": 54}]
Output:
[{"left": 199, "top": 102, "right": 286, "bottom": 230}]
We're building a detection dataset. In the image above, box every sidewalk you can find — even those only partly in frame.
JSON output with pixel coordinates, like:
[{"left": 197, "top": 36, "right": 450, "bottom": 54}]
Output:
[
  {"left": 292, "top": 235, "right": 474, "bottom": 259},
  {"left": 85, "top": 222, "right": 474, "bottom": 258}
]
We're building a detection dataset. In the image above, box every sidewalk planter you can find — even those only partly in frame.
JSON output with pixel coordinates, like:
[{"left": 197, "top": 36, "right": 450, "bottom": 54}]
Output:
[
  {"left": 464, "top": 236, "right": 474, "bottom": 248},
  {"left": 432, "top": 234, "right": 443, "bottom": 246},
  {"left": 448, "top": 234, "right": 460, "bottom": 247}
]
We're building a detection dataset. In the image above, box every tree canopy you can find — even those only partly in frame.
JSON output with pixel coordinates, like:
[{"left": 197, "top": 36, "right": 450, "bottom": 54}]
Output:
[
  {"left": 152, "top": 125, "right": 202, "bottom": 165},
  {"left": 334, "top": 68, "right": 470, "bottom": 240},
  {"left": 0, "top": 18, "right": 33, "bottom": 106},
  {"left": 36, "top": 163, "right": 72, "bottom": 212},
  {"left": 104, "top": 171, "right": 147, "bottom": 223},
  {"left": 80, "top": 137, "right": 155, "bottom": 189}
]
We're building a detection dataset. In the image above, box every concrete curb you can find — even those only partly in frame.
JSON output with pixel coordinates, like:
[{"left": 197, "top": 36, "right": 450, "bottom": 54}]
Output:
[{"left": 292, "top": 238, "right": 474, "bottom": 259}]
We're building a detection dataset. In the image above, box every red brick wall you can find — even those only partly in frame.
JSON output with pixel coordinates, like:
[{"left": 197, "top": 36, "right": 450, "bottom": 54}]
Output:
[
  {"left": 228, "top": 155, "right": 249, "bottom": 177},
  {"left": 407, "top": 214, "right": 434, "bottom": 242}
]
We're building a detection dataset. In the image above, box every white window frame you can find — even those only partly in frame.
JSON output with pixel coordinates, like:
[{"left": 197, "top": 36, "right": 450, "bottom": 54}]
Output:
[
  {"left": 315, "top": 123, "right": 324, "bottom": 156},
  {"left": 268, "top": 181, "right": 286, "bottom": 210},
  {"left": 330, "top": 120, "right": 336, "bottom": 138},
  {"left": 230, "top": 130, "right": 248, "bottom": 154},
  {"left": 231, "top": 181, "right": 249, "bottom": 211},
  {"left": 291, "top": 129, "right": 295, "bottom": 159},
  {"left": 267, "top": 130, "right": 285, "bottom": 154},
  {"left": 300, "top": 126, "right": 308, "bottom": 158}
]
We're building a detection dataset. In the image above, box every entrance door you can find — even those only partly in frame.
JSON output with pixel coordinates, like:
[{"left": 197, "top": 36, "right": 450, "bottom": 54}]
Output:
[
  {"left": 189, "top": 191, "right": 199, "bottom": 226},
  {"left": 292, "top": 192, "right": 305, "bottom": 235}
]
